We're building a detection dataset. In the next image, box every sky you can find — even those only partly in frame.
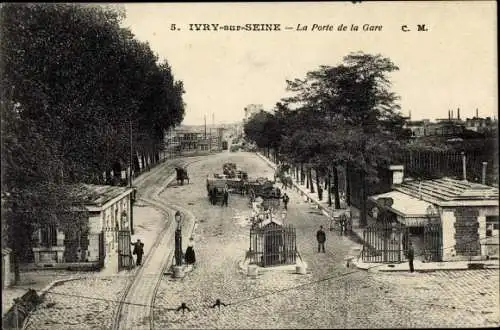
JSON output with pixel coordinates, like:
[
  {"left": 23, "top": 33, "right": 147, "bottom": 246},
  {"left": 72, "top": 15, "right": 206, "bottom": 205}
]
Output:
[{"left": 121, "top": 2, "right": 497, "bottom": 126}]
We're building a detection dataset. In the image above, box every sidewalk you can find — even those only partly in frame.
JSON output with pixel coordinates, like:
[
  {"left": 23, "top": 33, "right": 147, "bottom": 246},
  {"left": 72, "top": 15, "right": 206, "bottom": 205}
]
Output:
[{"left": 256, "top": 153, "right": 500, "bottom": 273}]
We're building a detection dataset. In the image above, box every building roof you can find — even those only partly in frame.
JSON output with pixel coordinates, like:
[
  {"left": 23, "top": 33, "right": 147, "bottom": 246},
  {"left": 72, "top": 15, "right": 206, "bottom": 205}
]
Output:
[
  {"left": 393, "top": 177, "right": 499, "bottom": 206},
  {"left": 369, "top": 191, "right": 435, "bottom": 217},
  {"left": 81, "top": 184, "right": 134, "bottom": 207}
]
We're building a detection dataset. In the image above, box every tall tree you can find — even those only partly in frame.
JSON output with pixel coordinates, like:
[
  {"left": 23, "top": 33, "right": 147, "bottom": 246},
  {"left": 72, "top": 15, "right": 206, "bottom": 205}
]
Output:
[{"left": 283, "top": 52, "right": 405, "bottom": 226}]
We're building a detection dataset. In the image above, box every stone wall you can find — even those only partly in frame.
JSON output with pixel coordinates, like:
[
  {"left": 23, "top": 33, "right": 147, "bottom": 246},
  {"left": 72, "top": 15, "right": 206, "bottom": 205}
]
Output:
[{"left": 454, "top": 207, "right": 480, "bottom": 256}]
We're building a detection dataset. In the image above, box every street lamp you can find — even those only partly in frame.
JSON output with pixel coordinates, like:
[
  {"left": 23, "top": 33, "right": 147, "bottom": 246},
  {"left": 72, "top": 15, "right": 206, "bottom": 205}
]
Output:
[{"left": 174, "top": 211, "right": 183, "bottom": 266}]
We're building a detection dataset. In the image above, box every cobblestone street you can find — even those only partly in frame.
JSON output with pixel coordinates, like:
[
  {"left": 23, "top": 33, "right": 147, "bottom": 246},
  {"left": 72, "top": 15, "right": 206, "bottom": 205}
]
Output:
[
  {"left": 25, "top": 276, "right": 132, "bottom": 330},
  {"left": 14, "top": 153, "right": 499, "bottom": 329},
  {"left": 153, "top": 152, "right": 500, "bottom": 329}
]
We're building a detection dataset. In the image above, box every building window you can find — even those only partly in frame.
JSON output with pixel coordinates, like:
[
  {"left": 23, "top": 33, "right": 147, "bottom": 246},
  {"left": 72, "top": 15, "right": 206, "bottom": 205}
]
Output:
[{"left": 41, "top": 224, "right": 57, "bottom": 247}]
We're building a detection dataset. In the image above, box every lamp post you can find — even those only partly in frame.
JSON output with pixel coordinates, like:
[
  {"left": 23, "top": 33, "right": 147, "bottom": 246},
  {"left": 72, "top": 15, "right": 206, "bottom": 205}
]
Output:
[
  {"left": 281, "top": 210, "right": 287, "bottom": 224},
  {"left": 174, "top": 211, "right": 183, "bottom": 266}
]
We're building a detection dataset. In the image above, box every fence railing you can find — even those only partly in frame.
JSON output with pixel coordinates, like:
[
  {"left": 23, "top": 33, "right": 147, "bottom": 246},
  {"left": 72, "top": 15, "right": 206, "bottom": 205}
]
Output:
[{"left": 399, "top": 150, "right": 498, "bottom": 185}]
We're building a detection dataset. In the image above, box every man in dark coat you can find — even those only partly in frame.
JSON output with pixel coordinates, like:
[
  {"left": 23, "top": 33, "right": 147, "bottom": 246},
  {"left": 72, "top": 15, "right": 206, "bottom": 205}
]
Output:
[
  {"left": 316, "top": 226, "right": 326, "bottom": 253},
  {"left": 282, "top": 193, "right": 290, "bottom": 210},
  {"left": 131, "top": 239, "right": 145, "bottom": 266},
  {"left": 407, "top": 241, "right": 415, "bottom": 273},
  {"left": 222, "top": 187, "right": 229, "bottom": 207}
]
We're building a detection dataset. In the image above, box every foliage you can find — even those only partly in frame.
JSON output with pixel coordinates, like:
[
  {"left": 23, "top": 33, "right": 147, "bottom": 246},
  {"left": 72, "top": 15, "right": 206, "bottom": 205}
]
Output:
[{"left": 0, "top": 4, "right": 185, "bottom": 261}]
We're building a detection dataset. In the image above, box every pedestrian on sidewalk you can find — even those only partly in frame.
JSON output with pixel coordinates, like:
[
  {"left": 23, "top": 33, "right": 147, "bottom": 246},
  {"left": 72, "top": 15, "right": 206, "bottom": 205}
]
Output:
[
  {"left": 131, "top": 239, "right": 145, "bottom": 266},
  {"left": 407, "top": 241, "right": 415, "bottom": 273},
  {"left": 282, "top": 193, "right": 289, "bottom": 210},
  {"left": 185, "top": 239, "right": 196, "bottom": 265},
  {"left": 316, "top": 226, "right": 326, "bottom": 253},
  {"left": 222, "top": 187, "right": 229, "bottom": 207}
]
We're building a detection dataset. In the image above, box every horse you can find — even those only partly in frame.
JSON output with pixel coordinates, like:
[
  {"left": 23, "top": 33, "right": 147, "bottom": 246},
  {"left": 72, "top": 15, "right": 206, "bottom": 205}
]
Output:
[
  {"left": 278, "top": 173, "right": 293, "bottom": 190},
  {"left": 175, "top": 167, "right": 190, "bottom": 185}
]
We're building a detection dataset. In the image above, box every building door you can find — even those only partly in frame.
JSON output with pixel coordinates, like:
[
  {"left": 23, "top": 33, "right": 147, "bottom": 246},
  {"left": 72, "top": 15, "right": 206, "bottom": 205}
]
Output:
[{"left": 118, "top": 230, "right": 133, "bottom": 270}]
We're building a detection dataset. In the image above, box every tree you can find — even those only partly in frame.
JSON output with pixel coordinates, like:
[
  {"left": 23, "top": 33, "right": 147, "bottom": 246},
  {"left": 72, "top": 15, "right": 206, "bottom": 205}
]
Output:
[
  {"left": 282, "top": 52, "right": 405, "bottom": 226},
  {"left": 1, "top": 3, "right": 186, "bottom": 277}
]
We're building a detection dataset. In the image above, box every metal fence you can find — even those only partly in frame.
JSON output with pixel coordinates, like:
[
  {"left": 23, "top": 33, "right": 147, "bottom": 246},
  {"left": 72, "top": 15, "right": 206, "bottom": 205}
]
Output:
[
  {"left": 248, "top": 223, "right": 297, "bottom": 267},
  {"left": 400, "top": 150, "right": 498, "bottom": 185},
  {"left": 362, "top": 222, "right": 408, "bottom": 263}
]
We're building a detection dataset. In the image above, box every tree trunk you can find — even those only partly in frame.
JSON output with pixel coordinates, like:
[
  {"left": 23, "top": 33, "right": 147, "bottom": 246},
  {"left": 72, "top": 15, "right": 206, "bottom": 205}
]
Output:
[
  {"left": 333, "top": 166, "right": 341, "bottom": 209},
  {"left": 346, "top": 165, "right": 351, "bottom": 206},
  {"left": 360, "top": 171, "right": 367, "bottom": 227},
  {"left": 309, "top": 167, "right": 315, "bottom": 193},
  {"left": 305, "top": 166, "right": 309, "bottom": 189},
  {"left": 315, "top": 168, "right": 321, "bottom": 200},
  {"left": 300, "top": 164, "right": 305, "bottom": 185},
  {"left": 105, "top": 169, "right": 112, "bottom": 184},
  {"left": 133, "top": 155, "right": 140, "bottom": 174},
  {"left": 13, "top": 250, "right": 20, "bottom": 284},
  {"left": 141, "top": 154, "right": 146, "bottom": 172},
  {"left": 327, "top": 171, "right": 332, "bottom": 207}
]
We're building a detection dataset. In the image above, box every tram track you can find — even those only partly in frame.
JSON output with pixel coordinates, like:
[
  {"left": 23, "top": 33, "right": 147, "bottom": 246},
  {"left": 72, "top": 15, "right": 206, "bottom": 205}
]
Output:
[{"left": 111, "top": 157, "right": 204, "bottom": 330}]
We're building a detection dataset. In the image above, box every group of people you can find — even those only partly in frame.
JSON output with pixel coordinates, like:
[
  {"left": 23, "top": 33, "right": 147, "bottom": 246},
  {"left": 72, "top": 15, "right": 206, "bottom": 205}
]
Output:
[{"left": 130, "top": 237, "right": 197, "bottom": 267}]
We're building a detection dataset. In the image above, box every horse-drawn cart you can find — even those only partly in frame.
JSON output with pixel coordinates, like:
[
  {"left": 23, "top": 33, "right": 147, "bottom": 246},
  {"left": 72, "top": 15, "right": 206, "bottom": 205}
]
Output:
[
  {"left": 223, "top": 163, "right": 237, "bottom": 178},
  {"left": 206, "top": 178, "right": 227, "bottom": 205},
  {"left": 248, "top": 178, "right": 281, "bottom": 211},
  {"left": 210, "top": 171, "right": 248, "bottom": 195},
  {"left": 175, "top": 167, "right": 189, "bottom": 185}
]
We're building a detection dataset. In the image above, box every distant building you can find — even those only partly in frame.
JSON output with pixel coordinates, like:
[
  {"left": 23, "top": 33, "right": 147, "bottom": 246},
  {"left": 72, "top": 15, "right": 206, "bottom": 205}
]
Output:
[
  {"left": 465, "top": 116, "right": 495, "bottom": 133},
  {"left": 406, "top": 119, "right": 431, "bottom": 137},
  {"left": 164, "top": 126, "right": 224, "bottom": 153}
]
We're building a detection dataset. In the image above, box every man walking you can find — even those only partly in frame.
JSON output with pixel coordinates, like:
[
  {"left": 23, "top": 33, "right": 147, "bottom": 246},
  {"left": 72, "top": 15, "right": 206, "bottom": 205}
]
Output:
[
  {"left": 222, "top": 187, "right": 229, "bottom": 207},
  {"left": 316, "top": 225, "right": 326, "bottom": 253},
  {"left": 282, "top": 193, "right": 289, "bottom": 210},
  {"left": 407, "top": 241, "right": 415, "bottom": 273},
  {"left": 131, "top": 239, "right": 144, "bottom": 266}
]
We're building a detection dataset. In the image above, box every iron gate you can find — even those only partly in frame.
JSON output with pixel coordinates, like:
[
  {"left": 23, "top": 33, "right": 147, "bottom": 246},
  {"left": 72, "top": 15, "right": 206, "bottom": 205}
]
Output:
[
  {"left": 362, "top": 222, "right": 408, "bottom": 263},
  {"left": 118, "top": 230, "right": 133, "bottom": 270},
  {"left": 249, "top": 224, "right": 297, "bottom": 267},
  {"left": 423, "top": 223, "right": 443, "bottom": 262}
]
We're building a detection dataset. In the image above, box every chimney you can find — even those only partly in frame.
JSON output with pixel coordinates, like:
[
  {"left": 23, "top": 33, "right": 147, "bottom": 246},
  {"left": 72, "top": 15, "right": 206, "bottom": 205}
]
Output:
[
  {"left": 389, "top": 165, "right": 404, "bottom": 185},
  {"left": 451, "top": 110, "right": 454, "bottom": 119},
  {"left": 461, "top": 151, "right": 467, "bottom": 181},
  {"left": 448, "top": 110, "right": 451, "bottom": 120},
  {"left": 476, "top": 108, "right": 479, "bottom": 118},
  {"left": 457, "top": 107, "right": 460, "bottom": 120},
  {"left": 482, "top": 162, "right": 488, "bottom": 185}
]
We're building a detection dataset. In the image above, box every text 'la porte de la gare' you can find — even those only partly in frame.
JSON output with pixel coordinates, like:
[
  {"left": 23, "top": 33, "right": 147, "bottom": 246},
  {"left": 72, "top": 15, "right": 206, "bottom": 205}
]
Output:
[{"left": 295, "top": 23, "right": 383, "bottom": 31}]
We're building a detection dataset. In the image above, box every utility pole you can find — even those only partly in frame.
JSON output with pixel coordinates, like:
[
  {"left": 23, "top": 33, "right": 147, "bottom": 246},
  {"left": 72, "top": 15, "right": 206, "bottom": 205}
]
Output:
[{"left": 129, "top": 119, "right": 134, "bottom": 235}]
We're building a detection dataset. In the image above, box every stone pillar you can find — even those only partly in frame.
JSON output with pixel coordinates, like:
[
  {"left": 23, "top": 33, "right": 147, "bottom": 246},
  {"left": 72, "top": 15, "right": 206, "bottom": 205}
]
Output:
[
  {"left": 477, "top": 215, "right": 487, "bottom": 257},
  {"left": 56, "top": 229, "right": 65, "bottom": 246},
  {"left": 441, "top": 210, "right": 457, "bottom": 261}
]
